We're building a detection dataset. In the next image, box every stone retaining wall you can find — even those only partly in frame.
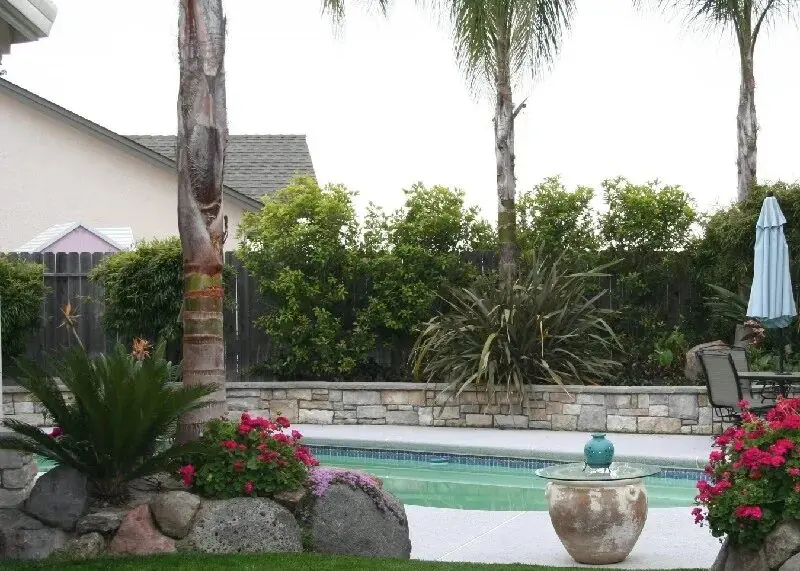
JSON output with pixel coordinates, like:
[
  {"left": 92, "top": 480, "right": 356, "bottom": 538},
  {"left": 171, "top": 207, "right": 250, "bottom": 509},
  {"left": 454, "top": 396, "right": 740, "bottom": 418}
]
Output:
[
  {"left": 2, "top": 382, "right": 721, "bottom": 435},
  {"left": 0, "top": 451, "right": 37, "bottom": 508}
]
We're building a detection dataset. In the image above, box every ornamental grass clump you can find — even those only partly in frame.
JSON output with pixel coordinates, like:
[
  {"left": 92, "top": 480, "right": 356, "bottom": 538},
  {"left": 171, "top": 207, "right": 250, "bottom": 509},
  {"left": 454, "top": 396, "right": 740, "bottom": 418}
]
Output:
[
  {"left": 694, "top": 398, "right": 800, "bottom": 548},
  {"left": 180, "top": 412, "right": 318, "bottom": 499}
]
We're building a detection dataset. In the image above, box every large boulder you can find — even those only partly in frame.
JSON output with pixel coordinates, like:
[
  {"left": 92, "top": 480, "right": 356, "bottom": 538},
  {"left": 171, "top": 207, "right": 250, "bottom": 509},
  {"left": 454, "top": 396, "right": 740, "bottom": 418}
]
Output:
[
  {"left": 107, "top": 504, "right": 175, "bottom": 555},
  {"left": 186, "top": 497, "right": 302, "bottom": 554},
  {"left": 308, "top": 481, "right": 411, "bottom": 558},
  {"left": 719, "top": 518, "right": 800, "bottom": 570},
  {"left": 685, "top": 340, "right": 729, "bottom": 382},
  {"left": 24, "top": 465, "right": 88, "bottom": 531},
  {"left": 0, "top": 508, "right": 68, "bottom": 560},
  {"left": 150, "top": 491, "right": 201, "bottom": 539},
  {"left": 57, "top": 532, "right": 106, "bottom": 560}
]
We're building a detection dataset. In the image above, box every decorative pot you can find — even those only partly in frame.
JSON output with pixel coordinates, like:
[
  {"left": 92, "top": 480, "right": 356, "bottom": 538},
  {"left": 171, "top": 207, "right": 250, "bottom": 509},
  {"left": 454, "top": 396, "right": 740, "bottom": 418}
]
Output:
[
  {"left": 545, "top": 478, "right": 648, "bottom": 565},
  {"left": 584, "top": 433, "right": 614, "bottom": 469}
]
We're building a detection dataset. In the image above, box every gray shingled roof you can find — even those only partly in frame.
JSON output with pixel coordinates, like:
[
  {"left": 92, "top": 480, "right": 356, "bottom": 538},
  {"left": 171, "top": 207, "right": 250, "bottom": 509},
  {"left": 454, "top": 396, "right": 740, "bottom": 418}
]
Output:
[{"left": 128, "top": 135, "right": 316, "bottom": 201}]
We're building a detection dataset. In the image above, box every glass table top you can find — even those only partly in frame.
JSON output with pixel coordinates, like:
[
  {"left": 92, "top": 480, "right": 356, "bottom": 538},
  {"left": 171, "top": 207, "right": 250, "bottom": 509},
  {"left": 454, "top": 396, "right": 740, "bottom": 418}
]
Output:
[{"left": 535, "top": 462, "right": 662, "bottom": 482}]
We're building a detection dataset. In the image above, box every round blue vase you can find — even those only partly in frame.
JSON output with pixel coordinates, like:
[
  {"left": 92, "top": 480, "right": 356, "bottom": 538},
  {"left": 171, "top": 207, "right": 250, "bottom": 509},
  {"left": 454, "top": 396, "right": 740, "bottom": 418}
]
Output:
[{"left": 584, "top": 433, "right": 614, "bottom": 469}]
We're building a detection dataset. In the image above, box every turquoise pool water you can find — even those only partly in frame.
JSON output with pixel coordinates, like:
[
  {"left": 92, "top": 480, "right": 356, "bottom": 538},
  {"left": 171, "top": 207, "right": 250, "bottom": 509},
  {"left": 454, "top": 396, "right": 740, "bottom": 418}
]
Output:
[
  {"left": 36, "top": 448, "right": 701, "bottom": 511},
  {"left": 315, "top": 451, "right": 699, "bottom": 511}
]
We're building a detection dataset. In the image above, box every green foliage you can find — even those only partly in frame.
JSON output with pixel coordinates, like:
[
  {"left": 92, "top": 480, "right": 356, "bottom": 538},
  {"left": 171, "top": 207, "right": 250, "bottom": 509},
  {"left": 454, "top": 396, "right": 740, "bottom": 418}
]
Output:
[
  {"left": 0, "top": 342, "right": 213, "bottom": 503},
  {"left": 183, "top": 413, "right": 314, "bottom": 499},
  {"left": 517, "top": 176, "right": 599, "bottom": 266},
  {"left": 410, "top": 253, "right": 620, "bottom": 404},
  {"left": 90, "top": 238, "right": 184, "bottom": 345},
  {"left": 0, "top": 256, "right": 46, "bottom": 362},
  {"left": 238, "top": 177, "right": 373, "bottom": 378}
]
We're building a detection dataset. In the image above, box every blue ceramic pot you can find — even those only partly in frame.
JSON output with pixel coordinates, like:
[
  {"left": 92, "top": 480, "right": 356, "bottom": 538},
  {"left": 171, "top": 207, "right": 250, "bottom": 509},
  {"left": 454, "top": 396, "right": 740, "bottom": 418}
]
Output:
[{"left": 584, "top": 433, "right": 614, "bottom": 468}]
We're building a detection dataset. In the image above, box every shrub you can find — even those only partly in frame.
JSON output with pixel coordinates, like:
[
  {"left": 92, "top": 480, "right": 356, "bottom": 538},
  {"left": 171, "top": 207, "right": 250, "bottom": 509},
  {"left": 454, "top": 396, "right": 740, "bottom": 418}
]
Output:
[
  {"left": 0, "top": 255, "right": 46, "bottom": 362},
  {"left": 694, "top": 398, "right": 800, "bottom": 549},
  {"left": 181, "top": 412, "right": 317, "bottom": 498},
  {"left": 410, "top": 252, "right": 621, "bottom": 404},
  {"left": 0, "top": 341, "right": 214, "bottom": 503}
]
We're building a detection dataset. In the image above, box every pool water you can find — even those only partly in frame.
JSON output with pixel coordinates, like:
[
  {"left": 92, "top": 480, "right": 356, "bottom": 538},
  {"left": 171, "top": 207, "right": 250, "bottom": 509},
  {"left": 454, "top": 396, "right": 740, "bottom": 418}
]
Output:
[
  {"left": 316, "top": 453, "right": 699, "bottom": 511},
  {"left": 36, "top": 450, "right": 700, "bottom": 511}
]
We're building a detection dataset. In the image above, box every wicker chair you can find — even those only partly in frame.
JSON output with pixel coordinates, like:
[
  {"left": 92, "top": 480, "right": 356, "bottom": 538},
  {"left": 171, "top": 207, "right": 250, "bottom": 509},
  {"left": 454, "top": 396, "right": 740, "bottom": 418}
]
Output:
[{"left": 699, "top": 351, "right": 772, "bottom": 424}]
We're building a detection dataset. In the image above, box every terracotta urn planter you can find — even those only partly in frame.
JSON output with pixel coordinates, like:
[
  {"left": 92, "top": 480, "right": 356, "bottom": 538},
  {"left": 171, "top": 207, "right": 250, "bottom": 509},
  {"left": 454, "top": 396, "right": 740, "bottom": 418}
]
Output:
[{"left": 544, "top": 477, "right": 648, "bottom": 564}]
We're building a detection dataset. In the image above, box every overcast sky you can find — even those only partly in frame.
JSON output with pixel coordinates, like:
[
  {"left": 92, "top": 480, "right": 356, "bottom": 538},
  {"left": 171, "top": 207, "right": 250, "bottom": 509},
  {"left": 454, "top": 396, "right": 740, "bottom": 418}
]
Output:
[{"left": 5, "top": 0, "right": 800, "bottom": 221}]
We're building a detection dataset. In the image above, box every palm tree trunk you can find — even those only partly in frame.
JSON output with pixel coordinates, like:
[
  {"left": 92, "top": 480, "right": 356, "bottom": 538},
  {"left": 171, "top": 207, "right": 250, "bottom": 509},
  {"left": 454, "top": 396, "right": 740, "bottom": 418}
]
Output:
[
  {"left": 495, "top": 47, "right": 518, "bottom": 286},
  {"left": 736, "top": 51, "right": 757, "bottom": 203},
  {"left": 176, "top": 0, "right": 228, "bottom": 443}
]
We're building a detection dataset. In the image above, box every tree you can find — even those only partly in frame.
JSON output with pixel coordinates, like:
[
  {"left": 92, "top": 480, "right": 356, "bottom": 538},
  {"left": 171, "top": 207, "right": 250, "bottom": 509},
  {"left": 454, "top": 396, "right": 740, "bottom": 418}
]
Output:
[
  {"left": 649, "top": 0, "right": 798, "bottom": 202},
  {"left": 432, "top": 0, "right": 575, "bottom": 283},
  {"left": 176, "top": 0, "right": 228, "bottom": 443}
]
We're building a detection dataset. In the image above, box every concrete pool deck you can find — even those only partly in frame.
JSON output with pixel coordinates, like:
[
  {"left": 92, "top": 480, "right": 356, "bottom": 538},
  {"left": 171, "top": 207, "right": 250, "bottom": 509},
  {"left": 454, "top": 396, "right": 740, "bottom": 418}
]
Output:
[
  {"left": 298, "top": 424, "right": 719, "bottom": 569},
  {"left": 295, "top": 424, "right": 714, "bottom": 469}
]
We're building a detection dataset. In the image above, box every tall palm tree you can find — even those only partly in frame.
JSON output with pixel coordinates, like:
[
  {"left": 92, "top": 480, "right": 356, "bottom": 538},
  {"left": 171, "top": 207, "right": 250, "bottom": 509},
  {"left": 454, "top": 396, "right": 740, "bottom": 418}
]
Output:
[
  {"left": 432, "top": 1, "right": 575, "bottom": 283},
  {"left": 176, "top": 0, "right": 390, "bottom": 442},
  {"left": 176, "top": 0, "right": 228, "bottom": 443},
  {"left": 650, "top": 1, "right": 798, "bottom": 203}
]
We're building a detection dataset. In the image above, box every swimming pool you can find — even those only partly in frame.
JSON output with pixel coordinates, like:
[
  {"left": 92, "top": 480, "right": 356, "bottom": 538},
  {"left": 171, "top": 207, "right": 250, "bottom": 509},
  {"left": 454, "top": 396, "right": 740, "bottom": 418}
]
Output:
[
  {"left": 312, "top": 446, "right": 701, "bottom": 511},
  {"left": 36, "top": 446, "right": 703, "bottom": 511}
]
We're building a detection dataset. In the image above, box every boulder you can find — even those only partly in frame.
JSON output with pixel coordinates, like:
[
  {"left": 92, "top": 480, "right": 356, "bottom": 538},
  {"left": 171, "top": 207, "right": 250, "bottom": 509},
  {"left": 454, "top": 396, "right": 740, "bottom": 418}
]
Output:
[
  {"left": 76, "top": 509, "right": 126, "bottom": 534},
  {"left": 710, "top": 538, "right": 729, "bottom": 571},
  {"left": 308, "top": 482, "right": 411, "bottom": 558},
  {"left": 782, "top": 552, "right": 800, "bottom": 571},
  {"left": 723, "top": 544, "right": 768, "bottom": 571},
  {"left": 107, "top": 504, "right": 175, "bottom": 555},
  {"left": 765, "top": 520, "right": 800, "bottom": 569},
  {"left": 187, "top": 497, "right": 301, "bottom": 554},
  {"left": 24, "top": 465, "right": 88, "bottom": 531},
  {"left": 0, "top": 508, "right": 68, "bottom": 560},
  {"left": 685, "top": 340, "right": 729, "bottom": 381},
  {"left": 150, "top": 491, "right": 200, "bottom": 539},
  {"left": 58, "top": 532, "right": 106, "bottom": 559}
]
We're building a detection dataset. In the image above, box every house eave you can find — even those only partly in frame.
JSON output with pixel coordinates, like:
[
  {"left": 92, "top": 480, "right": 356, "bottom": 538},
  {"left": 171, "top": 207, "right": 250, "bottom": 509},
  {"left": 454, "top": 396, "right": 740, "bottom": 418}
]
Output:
[{"left": 0, "top": 0, "right": 56, "bottom": 45}]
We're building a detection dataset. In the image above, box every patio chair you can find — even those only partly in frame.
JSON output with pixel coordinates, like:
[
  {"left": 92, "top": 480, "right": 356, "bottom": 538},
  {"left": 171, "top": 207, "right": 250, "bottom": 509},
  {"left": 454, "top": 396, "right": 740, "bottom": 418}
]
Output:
[
  {"left": 698, "top": 351, "right": 772, "bottom": 424},
  {"left": 729, "top": 347, "right": 775, "bottom": 402}
]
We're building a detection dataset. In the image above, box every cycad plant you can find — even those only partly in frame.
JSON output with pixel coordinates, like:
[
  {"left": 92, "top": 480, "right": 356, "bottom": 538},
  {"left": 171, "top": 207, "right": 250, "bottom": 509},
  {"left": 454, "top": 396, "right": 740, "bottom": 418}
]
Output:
[
  {"left": 411, "top": 253, "right": 621, "bottom": 409},
  {"left": 0, "top": 341, "right": 215, "bottom": 503}
]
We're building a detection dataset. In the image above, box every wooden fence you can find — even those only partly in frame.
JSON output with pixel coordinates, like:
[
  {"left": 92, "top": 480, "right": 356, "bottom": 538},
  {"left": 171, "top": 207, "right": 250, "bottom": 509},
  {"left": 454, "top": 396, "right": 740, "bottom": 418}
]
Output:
[{"left": 5, "top": 251, "right": 697, "bottom": 382}]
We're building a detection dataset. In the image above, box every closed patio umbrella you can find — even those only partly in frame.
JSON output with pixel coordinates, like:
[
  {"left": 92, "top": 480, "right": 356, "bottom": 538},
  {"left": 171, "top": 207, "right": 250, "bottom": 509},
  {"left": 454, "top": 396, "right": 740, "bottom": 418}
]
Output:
[{"left": 746, "top": 192, "right": 797, "bottom": 373}]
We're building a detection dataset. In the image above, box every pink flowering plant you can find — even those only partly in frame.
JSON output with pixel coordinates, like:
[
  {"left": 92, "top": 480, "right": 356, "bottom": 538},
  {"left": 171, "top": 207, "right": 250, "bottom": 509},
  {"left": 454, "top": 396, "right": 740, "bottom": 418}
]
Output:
[
  {"left": 179, "top": 412, "right": 318, "bottom": 499},
  {"left": 693, "top": 398, "right": 800, "bottom": 548}
]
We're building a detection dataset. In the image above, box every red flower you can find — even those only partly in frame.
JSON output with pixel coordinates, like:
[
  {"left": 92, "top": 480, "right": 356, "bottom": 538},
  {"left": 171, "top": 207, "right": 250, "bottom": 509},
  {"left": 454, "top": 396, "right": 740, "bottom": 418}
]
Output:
[
  {"left": 738, "top": 399, "right": 751, "bottom": 410},
  {"left": 709, "top": 450, "right": 724, "bottom": 463},
  {"left": 179, "top": 464, "right": 196, "bottom": 487},
  {"left": 291, "top": 430, "right": 303, "bottom": 441},
  {"left": 49, "top": 426, "right": 63, "bottom": 439},
  {"left": 691, "top": 507, "right": 705, "bottom": 524},
  {"left": 789, "top": 467, "right": 800, "bottom": 477},
  {"left": 734, "top": 505, "right": 763, "bottom": 520},
  {"left": 273, "top": 433, "right": 291, "bottom": 445},
  {"left": 233, "top": 460, "right": 245, "bottom": 473},
  {"left": 276, "top": 416, "right": 291, "bottom": 429},
  {"left": 243, "top": 481, "right": 254, "bottom": 494},
  {"left": 221, "top": 439, "right": 238, "bottom": 450},
  {"left": 237, "top": 423, "right": 253, "bottom": 436}
]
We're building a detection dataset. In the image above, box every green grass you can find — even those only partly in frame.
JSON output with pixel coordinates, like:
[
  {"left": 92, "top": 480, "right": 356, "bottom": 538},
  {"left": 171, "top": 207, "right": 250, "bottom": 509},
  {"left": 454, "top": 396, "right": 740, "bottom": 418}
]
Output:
[{"left": 0, "top": 553, "right": 704, "bottom": 571}]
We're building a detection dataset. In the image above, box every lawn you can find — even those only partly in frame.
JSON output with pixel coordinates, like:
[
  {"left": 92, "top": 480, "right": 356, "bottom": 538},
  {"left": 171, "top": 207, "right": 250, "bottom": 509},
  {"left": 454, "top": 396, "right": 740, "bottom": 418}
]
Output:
[{"left": 0, "top": 553, "right": 704, "bottom": 571}]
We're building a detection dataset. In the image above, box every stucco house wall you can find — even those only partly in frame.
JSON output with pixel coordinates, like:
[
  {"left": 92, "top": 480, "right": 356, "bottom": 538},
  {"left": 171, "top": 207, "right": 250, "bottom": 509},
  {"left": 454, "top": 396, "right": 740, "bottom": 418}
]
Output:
[{"left": 0, "top": 90, "right": 249, "bottom": 251}]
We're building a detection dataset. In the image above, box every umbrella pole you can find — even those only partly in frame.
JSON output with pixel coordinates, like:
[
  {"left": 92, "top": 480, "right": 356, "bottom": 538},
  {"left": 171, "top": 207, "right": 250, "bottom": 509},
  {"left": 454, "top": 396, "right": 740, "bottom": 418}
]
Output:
[{"left": 779, "top": 327, "right": 786, "bottom": 374}]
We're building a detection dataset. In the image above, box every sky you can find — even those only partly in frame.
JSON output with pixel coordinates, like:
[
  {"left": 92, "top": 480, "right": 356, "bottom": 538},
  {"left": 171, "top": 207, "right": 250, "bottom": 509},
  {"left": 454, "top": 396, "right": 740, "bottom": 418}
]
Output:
[{"left": 5, "top": 0, "right": 800, "bottom": 222}]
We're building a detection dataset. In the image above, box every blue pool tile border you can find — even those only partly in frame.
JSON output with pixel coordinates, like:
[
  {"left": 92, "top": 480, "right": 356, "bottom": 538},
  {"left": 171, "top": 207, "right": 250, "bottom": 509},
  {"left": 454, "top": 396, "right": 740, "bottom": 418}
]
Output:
[{"left": 308, "top": 445, "right": 710, "bottom": 482}]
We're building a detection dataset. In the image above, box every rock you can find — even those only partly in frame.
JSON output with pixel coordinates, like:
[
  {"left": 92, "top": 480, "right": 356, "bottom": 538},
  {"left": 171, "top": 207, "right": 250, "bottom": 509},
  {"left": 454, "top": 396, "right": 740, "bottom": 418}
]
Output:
[
  {"left": 723, "top": 544, "right": 768, "bottom": 571},
  {"left": 710, "top": 538, "right": 729, "bottom": 571},
  {"left": 765, "top": 520, "right": 800, "bottom": 569},
  {"left": 59, "top": 533, "right": 106, "bottom": 559},
  {"left": 24, "top": 465, "right": 88, "bottom": 531},
  {"left": 76, "top": 509, "right": 126, "bottom": 534},
  {"left": 685, "top": 340, "right": 729, "bottom": 381},
  {"left": 781, "top": 552, "right": 800, "bottom": 571},
  {"left": 309, "top": 482, "right": 411, "bottom": 558},
  {"left": 0, "top": 508, "right": 68, "bottom": 560},
  {"left": 187, "top": 497, "right": 301, "bottom": 554},
  {"left": 150, "top": 491, "right": 200, "bottom": 539},
  {"left": 108, "top": 504, "right": 176, "bottom": 555},
  {"left": 273, "top": 488, "right": 308, "bottom": 514}
]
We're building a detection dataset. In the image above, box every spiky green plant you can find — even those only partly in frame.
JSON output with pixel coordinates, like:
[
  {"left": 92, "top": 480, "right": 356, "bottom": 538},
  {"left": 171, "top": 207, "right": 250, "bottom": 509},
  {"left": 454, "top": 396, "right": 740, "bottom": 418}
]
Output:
[
  {"left": 0, "top": 342, "right": 215, "bottom": 503},
  {"left": 704, "top": 284, "right": 748, "bottom": 324},
  {"left": 411, "top": 253, "right": 621, "bottom": 409}
]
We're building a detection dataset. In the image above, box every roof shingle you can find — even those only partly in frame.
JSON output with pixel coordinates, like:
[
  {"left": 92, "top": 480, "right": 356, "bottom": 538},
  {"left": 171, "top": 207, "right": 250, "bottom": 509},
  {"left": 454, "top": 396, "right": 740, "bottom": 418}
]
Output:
[{"left": 128, "top": 135, "right": 316, "bottom": 201}]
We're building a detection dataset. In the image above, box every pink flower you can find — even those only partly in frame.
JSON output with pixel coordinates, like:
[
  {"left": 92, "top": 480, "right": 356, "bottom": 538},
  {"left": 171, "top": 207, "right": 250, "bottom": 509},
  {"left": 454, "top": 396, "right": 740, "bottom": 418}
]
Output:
[
  {"left": 49, "top": 426, "right": 63, "bottom": 439},
  {"left": 291, "top": 430, "right": 303, "bottom": 441},
  {"left": 179, "top": 465, "right": 196, "bottom": 487},
  {"left": 709, "top": 450, "right": 724, "bottom": 463},
  {"left": 221, "top": 439, "right": 238, "bottom": 450},
  {"left": 243, "top": 481, "right": 254, "bottom": 494},
  {"left": 738, "top": 399, "right": 751, "bottom": 410},
  {"left": 276, "top": 416, "right": 291, "bottom": 429},
  {"left": 691, "top": 507, "right": 705, "bottom": 524},
  {"left": 789, "top": 467, "right": 800, "bottom": 477},
  {"left": 233, "top": 460, "right": 245, "bottom": 473}
]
